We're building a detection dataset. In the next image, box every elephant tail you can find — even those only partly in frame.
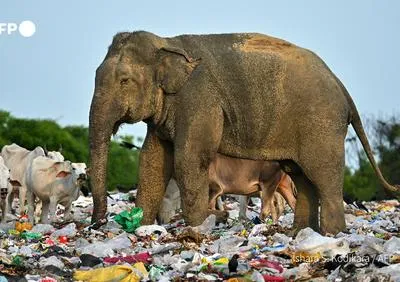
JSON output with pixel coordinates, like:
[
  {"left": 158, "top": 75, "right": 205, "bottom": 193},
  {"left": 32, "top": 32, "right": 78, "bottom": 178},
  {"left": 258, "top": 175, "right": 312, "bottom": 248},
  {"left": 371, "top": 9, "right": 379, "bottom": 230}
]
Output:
[{"left": 346, "top": 90, "right": 400, "bottom": 198}]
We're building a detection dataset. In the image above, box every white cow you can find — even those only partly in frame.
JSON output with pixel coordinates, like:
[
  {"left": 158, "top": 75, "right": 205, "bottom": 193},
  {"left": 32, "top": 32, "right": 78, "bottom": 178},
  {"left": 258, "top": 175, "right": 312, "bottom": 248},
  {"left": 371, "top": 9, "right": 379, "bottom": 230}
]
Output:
[
  {"left": 34, "top": 149, "right": 65, "bottom": 216},
  {"left": 0, "top": 156, "right": 21, "bottom": 222},
  {"left": 0, "top": 156, "right": 11, "bottom": 223},
  {"left": 26, "top": 157, "right": 87, "bottom": 224},
  {"left": 47, "top": 151, "right": 64, "bottom": 162},
  {"left": 1, "top": 144, "right": 46, "bottom": 215}
]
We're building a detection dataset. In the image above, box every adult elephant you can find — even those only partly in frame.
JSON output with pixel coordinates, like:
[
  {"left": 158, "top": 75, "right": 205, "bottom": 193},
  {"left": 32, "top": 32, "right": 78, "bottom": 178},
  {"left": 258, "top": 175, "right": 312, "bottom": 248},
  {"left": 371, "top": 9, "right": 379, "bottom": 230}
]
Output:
[{"left": 89, "top": 31, "right": 399, "bottom": 235}]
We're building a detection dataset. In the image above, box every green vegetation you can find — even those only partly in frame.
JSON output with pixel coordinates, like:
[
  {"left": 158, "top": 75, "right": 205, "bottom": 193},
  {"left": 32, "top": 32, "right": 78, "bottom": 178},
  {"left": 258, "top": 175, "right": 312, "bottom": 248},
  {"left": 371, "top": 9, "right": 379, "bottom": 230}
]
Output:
[
  {"left": 0, "top": 110, "right": 398, "bottom": 199},
  {"left": 0, "top": 110, "right": 140, "bottom": 191}
]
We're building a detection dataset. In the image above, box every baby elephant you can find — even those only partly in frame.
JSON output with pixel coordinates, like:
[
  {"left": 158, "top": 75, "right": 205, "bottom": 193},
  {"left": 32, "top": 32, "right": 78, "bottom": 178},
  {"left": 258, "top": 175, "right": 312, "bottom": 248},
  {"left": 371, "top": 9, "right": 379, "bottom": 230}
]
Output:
[
  {"left": 208, "top": 153, "right": 296, "bottom": 222},
  {"left": 26, "top": 157, "right": 87, "bottom": 224}
]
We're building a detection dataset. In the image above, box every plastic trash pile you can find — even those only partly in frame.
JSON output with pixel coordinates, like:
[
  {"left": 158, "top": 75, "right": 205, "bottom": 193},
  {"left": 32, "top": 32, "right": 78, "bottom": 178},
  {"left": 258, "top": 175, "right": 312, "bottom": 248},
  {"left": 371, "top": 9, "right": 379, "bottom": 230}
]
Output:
[{"left": 0, "top": 193, "right": 399, "bottom": 281}]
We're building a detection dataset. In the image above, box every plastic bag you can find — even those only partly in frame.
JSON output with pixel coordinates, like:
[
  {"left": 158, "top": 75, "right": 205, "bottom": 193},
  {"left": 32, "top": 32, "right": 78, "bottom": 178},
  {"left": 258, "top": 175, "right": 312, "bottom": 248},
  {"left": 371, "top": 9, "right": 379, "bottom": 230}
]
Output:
[
  {"left": 192, "top": 214, "right": 216, "bottom": 234},
  {"left": 50, "top": 223, "right": 77, "bottom": 238},
  {"left": 20, "top": 231, "right": 42, "bottom": 240},
  {"left": 39, "top": 255, "right": 65, "bottom": 269},
  {"left": 74, "top": 263, "right": 147, "bottom": 282},
  {"left": 135, "top": 225, "right": 167, "bottom": 237},
  {"left": 103, "top": 252, "right": 151, "bottom": 264},
  {"left": 114, "top": 207, "right": 143, "bottom": 233},
  {"left": 31, "top": 224, "right": 56, "bottom": 235},
  {"left": 15, "top": 222, "right": 32, "bottom": 232},
  {"left": 294, "top": 228, "right": 350, "bottom": 259},
  {"left": 78, "top": 234, "right": 132, "bottom": 258}
]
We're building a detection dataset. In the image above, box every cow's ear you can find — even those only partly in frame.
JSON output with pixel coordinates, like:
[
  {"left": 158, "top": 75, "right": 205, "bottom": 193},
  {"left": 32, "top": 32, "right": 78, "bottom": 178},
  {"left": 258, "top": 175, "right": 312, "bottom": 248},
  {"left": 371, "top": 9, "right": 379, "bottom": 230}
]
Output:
[
  {"left": 56, "top": 171, "right": 71, "bottom": 178},
  {"left": 10, "top": 179, "right": 22, "bottom": 187}
]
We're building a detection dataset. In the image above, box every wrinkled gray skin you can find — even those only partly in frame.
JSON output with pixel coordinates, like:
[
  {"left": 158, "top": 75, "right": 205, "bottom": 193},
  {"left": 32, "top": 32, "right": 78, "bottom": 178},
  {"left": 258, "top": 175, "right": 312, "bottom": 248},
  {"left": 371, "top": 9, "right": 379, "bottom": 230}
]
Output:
[{"left": 89, "top": 31, "right": 399, "bottom": 235}]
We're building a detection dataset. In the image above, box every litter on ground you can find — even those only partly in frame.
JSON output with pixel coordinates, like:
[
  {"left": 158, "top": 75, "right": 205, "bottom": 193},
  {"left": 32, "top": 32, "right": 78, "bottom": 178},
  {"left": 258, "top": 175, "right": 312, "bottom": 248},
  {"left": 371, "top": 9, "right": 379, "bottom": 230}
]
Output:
[{"left": 0, "top": 193, "right": 400, "bottom": 281}]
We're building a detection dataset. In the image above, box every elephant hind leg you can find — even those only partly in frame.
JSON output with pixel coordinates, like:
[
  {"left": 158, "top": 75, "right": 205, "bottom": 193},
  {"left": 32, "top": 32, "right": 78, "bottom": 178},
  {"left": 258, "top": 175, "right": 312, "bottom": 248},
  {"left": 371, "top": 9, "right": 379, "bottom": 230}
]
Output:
[
  {"left": 297, "top": 143, "right": 346, "bottom": 235},
  {"left": 291, "top": 171, "right": 320, "bottom": 233},
  {"left": 302, "top": 158, "right": 346, "bottom": 235}
]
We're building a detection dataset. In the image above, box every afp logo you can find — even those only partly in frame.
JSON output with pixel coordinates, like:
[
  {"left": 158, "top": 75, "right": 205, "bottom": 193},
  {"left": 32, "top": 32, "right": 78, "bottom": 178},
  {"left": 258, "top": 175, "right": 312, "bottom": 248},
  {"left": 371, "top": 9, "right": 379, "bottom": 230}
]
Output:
[{"left": 0, "top": 20, "right": 36, "bottom": 37}]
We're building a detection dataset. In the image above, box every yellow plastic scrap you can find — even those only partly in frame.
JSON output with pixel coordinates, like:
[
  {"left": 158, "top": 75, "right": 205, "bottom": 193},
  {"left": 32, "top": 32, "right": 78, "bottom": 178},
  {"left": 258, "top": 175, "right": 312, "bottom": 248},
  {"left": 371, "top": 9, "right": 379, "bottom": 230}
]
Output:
[
  {"left": 15, "top": 222, "right": 33, "bottom": 232},
  {"left": 240, "top": 229, "right": 248, "bottom": 237},
  {"left": 201, "top": 257, "right": 211, "bottom": 264},
  {"left": 213, "top": 257, "right": 229, "bottom": 265},
  {"left": 132, "top": 262, "right": 148, "bottom": 279},
  {"left": 377, "top": 202, "right": 397, "bottom": 212},
  {"left": 74, "top": 264, "right": 146, "bottom": 282}
]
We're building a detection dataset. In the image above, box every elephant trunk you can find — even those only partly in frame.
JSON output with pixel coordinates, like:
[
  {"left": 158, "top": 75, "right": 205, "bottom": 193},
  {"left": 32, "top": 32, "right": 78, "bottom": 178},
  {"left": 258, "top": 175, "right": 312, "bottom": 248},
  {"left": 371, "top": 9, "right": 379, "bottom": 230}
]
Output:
[{"left": 88, "top": 93, "right": 115, "bottom": 223}]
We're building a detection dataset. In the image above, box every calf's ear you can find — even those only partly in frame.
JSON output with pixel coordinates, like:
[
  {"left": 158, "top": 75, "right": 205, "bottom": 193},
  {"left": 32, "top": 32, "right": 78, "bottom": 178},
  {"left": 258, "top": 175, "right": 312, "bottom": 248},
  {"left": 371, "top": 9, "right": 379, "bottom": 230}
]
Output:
[
  {"left": 10, "top": 179, "right": 22, "bottom": 187},
  {"left": 56, "top": 171, "right": 71, "bottom": 178}
]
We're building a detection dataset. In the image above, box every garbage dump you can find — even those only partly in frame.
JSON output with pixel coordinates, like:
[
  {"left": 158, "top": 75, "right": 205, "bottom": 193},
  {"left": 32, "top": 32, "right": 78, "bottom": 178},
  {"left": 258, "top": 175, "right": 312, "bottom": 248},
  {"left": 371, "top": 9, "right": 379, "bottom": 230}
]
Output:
[{"left": 0, "top": 192, "right": 399, "bottom": 281}]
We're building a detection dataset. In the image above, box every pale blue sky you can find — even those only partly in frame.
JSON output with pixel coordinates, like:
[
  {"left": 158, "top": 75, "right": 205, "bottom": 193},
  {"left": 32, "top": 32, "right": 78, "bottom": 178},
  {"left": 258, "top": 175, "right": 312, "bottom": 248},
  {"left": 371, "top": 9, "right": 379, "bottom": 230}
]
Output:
[{"left": 1, "top": 1, "right": 399, "bottom": 141}]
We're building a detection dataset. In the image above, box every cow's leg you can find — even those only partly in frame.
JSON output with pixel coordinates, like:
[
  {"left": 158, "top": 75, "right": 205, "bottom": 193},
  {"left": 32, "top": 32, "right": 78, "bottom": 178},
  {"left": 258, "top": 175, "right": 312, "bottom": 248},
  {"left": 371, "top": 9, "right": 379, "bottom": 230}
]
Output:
[
  {"left": 63, "top": 202, "right": 73, "bottom": 222},
  {"left": 40, "top": 200, "right": 50, "bottom": 224},
  {"left": 270, "top": 195, "right": 279, "bottom": 223},
  {"left": 208, "top": 182, "right": 223, "bottom": 210},
  {"left": 7, "top": 189, "right": 14, "bottom": 214},
  {"left": 26, "top": 191, "right": 36, "bottom": 224},
  {"left": 0, "top": 199, "right": 6, "bottom": 223},
  {"left": 19, "top": 186, "right": 27, "bottom": 215},
  {"left": 260, "top": 180, "right": 278, "bottom": 221},
  {"left": 48, "top": 197, "right": 58, "bottom": 223},
  {"left": 277, "top": 173, "right": 297, "bottom": 211},
  {"left": 238, "top": 196, "right": 248, "bottom": 219},
  {"left": 35, "top": 200, "right": 43, "bottom": 218},
  {"left": 216, "top": 196, "right": 224, "bottom": 210}
]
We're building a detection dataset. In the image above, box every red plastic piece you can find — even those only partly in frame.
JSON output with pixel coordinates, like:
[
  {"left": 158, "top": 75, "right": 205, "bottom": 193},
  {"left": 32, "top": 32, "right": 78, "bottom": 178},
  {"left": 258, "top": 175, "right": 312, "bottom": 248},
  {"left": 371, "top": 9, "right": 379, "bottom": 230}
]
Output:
[{"left": 103, "top": 252, "right": 152, "bottom": 264}]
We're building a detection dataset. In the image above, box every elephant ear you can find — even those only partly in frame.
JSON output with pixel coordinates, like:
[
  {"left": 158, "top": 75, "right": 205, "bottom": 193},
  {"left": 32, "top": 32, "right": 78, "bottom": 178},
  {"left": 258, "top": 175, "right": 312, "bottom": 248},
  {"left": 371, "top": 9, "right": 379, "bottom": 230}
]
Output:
[{"left": 157, "top": 46, "right": 201, "bottom": 94}]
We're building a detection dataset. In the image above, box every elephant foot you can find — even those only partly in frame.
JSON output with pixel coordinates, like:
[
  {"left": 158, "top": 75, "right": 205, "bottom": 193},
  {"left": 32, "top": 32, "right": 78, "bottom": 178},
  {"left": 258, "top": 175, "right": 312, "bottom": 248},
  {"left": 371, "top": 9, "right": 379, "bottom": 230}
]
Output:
[
  {"left": 207, "top": 209, "right": 228, "bottom": 224},
  {"left": 293, "top": 213, "right": 319, "bottom": 234},
  {"left": 320, "top": 216, "right": 345, "bottom": 235},
  {"left": 288, "top": 223, "right": 319, "bottom": 238}
]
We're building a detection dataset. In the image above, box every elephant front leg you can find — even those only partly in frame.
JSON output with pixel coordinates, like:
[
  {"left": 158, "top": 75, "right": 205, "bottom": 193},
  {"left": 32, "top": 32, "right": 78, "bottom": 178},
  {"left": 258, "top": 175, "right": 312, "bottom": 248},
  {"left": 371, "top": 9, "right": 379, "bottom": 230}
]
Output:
[
  {"left": 135, "top": 129, "right": 173, "bottom": 225},
  {"left": 174, "top": 107, "right": 224, "bottom": 227},
  {"left": 175, "top": 156, "right": 211, "bottom": 227}
]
